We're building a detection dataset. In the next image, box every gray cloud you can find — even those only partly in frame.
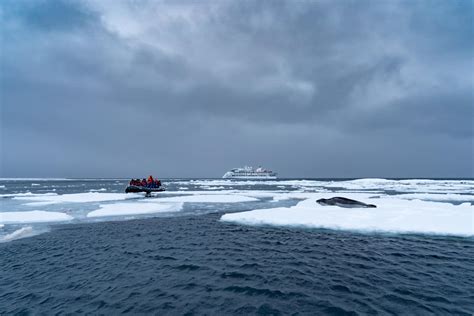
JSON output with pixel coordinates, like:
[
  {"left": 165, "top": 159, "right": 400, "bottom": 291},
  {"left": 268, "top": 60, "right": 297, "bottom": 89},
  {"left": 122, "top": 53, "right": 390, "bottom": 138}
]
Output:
[{"left": 1, "top": 0, "right": 473, "bottom": 178}]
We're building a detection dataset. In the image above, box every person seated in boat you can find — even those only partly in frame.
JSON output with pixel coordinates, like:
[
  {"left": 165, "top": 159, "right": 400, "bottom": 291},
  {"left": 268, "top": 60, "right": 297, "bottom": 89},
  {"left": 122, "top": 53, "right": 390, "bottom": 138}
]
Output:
[
  {"left": 146, "top": 175, "right": 153, "bottom": 187},
  {"left": 141, "top": 178, "right": 147, "bottom": 187}
]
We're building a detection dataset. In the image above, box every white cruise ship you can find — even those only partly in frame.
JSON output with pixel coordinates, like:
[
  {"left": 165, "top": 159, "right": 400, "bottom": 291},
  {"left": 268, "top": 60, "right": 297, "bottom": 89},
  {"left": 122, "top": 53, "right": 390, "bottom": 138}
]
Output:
[{"left": 222, "top": 166, "right": 277, "bottom": 179}]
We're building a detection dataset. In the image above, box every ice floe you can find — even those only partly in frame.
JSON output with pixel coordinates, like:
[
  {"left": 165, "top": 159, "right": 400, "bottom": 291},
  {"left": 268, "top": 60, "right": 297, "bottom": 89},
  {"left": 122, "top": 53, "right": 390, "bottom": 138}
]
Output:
[
  {"left": 1, "top": 192, "right": 58, "bottom": 198},
  {"left": 325, "top": 179, "right": 474, "bottom": 194},
  {"left": 391, "top": 193, "right": 474, "bottom": 203},
  {"left": 150, "top": 194, "right": 259, "bottom": 203},
  {"left": 87, "top": 202, "right": 182, "bottom": 218},
  {"left": 221, "top": 193, "right": 474, "bottom": 236},
  {"left": 174, "top": 178, "right": 474, "bottom": 194},
  {"left": 0, "top": 211, "right": 74, "bottom": 224},
  {"left": 14, "top": 192, "right": 141, "bottom": 205},
  {"left": 0, "top": 226, "right": 35, "bottom": 242}
]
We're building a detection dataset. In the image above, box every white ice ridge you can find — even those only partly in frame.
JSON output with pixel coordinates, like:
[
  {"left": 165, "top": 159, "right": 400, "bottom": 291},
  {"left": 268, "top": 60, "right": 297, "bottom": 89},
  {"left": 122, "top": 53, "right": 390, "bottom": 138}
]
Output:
[
  {"left": 221, "top": 193, "right": 474, "bottom": 237},
  {"left": 87, "top": 202, "right": 182, "bottom": 217},
  {"left": 0, "top": 226, "right": 35, "bottom": 243},
  {"left": 13, "top": 192, "right": 141, "bottom": 205},
  {"left": 0, "top": 211, "right": 73, "bottom": 224},
  {"left": 149, "top": 194, "right": 259, "bottom": 203}
]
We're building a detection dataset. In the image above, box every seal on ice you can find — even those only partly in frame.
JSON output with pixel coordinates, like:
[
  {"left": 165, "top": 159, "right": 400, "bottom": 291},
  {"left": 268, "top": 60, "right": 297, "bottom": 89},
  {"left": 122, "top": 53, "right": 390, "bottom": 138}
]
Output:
[{"left": 316, "top": 197, "right": 376, "bottom": 208}]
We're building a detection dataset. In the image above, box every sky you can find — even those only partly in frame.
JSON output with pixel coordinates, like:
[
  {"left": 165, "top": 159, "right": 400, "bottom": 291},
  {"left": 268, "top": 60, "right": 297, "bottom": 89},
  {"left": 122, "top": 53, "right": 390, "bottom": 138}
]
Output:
[{"left": 1, "top": 0, "right": 473, "bottom": 178}]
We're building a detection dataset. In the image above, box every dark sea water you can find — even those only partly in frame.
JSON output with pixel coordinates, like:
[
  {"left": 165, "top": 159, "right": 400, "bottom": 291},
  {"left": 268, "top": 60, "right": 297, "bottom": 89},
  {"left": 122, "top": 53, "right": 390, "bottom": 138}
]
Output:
[{"left": 1, "top": 179, "right": 473, "bottom": 315}]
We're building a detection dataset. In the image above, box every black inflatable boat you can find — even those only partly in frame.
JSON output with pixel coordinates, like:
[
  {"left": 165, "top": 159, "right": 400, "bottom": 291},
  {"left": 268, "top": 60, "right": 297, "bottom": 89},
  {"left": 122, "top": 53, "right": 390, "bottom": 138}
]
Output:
[{"left": 125, "top": 185, "right": 166, "bottom": 194}]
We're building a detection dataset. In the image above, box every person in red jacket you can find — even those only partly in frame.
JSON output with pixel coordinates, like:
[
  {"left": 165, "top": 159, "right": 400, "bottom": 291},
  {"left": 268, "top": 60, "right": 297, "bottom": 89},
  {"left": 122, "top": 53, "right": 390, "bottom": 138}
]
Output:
[{"left": 147, "top": 175, "right": 154, "bottom": 188}]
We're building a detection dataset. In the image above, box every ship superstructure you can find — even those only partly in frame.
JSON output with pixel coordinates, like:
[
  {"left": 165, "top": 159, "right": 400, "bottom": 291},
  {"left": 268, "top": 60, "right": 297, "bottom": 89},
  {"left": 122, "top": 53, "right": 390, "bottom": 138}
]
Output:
[{"left": 222, "top": 166, "right": 277, "bottom": 179}]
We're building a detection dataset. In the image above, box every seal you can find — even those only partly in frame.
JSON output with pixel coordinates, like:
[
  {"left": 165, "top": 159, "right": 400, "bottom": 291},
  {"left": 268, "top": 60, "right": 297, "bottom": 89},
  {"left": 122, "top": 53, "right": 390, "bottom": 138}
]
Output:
[{"left": 316, "top": 197, "right": 376, "bottom": 208}]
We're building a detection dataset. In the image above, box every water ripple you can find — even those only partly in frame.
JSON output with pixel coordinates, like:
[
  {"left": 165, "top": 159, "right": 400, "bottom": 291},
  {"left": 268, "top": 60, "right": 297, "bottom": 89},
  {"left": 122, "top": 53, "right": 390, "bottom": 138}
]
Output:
[{"left": 1, "top": 214, "right": 473, "bottom": 315}]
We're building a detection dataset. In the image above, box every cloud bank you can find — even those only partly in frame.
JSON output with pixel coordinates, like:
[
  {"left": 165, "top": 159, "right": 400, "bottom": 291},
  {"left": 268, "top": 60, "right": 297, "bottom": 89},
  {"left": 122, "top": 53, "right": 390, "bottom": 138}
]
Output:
[{"left": 1, "top": 0, "right": 473, "bottom": 177}]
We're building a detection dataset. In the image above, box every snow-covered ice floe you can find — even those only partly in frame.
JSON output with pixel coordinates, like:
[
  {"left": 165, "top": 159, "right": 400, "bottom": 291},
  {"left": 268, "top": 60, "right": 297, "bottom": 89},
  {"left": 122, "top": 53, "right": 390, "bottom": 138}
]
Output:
[
  {"left": 325, "top": 179, "right": 474, "bottom": 194},
  {"left": 221, "top": 193, "right": 474, "bottom": 237},
  {"left": 13, "top": 192, "right": 141, "bottom": 205},
  {"left": 1, "top": 192, "right": 58, "bottom": 198},
  {"left": 0, "top": 211, "right": 73, "bottom": 224},
  {"left": 175, "top": 178, "right": 474, "bottom": 194},
  {"left": 390, "top": 193, "right": 474, "bottom": 203},
  {"left": 149, "top": 194, "right": 259, "bottom": 203},
  {"left": 87, "top": 202, "right": 182, "bottom": 218},
  {"left": 89, "top": 188, "right": 107, "bottom": 192}
]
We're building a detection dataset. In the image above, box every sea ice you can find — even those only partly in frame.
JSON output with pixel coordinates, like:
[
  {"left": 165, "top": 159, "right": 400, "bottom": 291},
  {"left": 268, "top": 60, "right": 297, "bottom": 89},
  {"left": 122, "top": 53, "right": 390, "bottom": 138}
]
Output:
[
  {"left": 1, "top": 192, "right": 57, "bottom": 198},
  {"left": 221, "top": 193, "right": 474, "bottom": 236},
  {"left": 87, "top": 202, "right": 182, "bottom": 217},
  {"left": 325, "top": 179, "right": 474, "bottom": 194},
  {"left": 14, "top": 192, "right": 141, "bottom": 205},
  {"left": 391, "top": 193, "right": 474, "bottom": 203},
  {"left": 0, "top": 226, "right": 35, "bottom": 242},
  {"left": 149, "top": 194, "right": 259, "bottom": 203},
  {"left": 0, "top": 211, "right": 74, "bottom": 224}
]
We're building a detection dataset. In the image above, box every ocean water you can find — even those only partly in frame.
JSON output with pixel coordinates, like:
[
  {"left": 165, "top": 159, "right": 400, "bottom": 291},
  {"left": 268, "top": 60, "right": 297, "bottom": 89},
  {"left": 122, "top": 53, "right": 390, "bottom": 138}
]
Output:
[{"left": 1, "top": 178, "right": 473, "bottom": 315}]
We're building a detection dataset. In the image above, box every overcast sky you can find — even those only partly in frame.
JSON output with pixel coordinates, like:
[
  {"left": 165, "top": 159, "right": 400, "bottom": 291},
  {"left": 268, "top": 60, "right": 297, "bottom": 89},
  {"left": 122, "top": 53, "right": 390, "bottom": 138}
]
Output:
[{"left": 1, "top": 0, "right": 473, "bottom": 178}]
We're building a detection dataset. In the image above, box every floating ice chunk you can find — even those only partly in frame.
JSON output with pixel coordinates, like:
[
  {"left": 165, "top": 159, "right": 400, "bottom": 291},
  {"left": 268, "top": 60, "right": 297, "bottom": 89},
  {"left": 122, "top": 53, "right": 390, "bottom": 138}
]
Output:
[
  {"left": 89, "top": 188, "right": 107, "bottom": 192},
  {"left": 221, "top": 193, "right": 474, "bottom": 236},
  {"left": 347, "top": 178, "right": 392, "bottom": 183},
  {"left": 200, "top": 186, "right": 226, "bottom": 190},
  {"left": 0, "top": 224, "right": 4, "bottom": 229},
  {"left": 14, "top": 192, "right": 140, "bottom": 205},
  {"left": 0, "top": 226, "right": 35, "bottom": 242},
  {"left": 0, "top": 211, "right": 73, "bottom": 224},
  {"left": 0, "top": 185, "right": 5, "bottom": 189},
  {"left": 151, "top": 194, "right": 259, "bottom": 203},
  {"left": 1, "top": 192, "right": 57, "bottom": 198},
  {"left": 392, "top": 193, "right": 474, "bottom": 202},
  {"left": 87, "top": 202, "right": 182, "bottom": 217},
  {"left": 325, "top": 179, "right": 474, "bottom": 194}
]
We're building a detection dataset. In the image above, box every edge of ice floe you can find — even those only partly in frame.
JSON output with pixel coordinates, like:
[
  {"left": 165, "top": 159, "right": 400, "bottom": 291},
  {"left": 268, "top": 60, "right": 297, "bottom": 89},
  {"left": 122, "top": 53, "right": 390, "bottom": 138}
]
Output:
[{"left": 0, "top": 211, "right": 74, "bottom": 224}]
